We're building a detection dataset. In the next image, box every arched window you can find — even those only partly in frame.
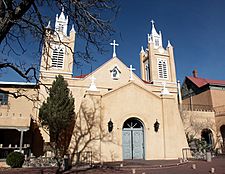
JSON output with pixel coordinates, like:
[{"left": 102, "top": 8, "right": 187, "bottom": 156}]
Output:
[
  {"left": 157, "top": 58, "right": 168, "bottom": 79},
  {"left": 145, "top": 63, "right": 150, "bottom": 81},
  {"left": 201, "top": 129, "right": 213, "bottom": 146},
  {"left": 52, "top": 46, "right": 64, "bottom": 68},
  {"left": 110, "top": 66, "right": 121, "bottom": 80}
]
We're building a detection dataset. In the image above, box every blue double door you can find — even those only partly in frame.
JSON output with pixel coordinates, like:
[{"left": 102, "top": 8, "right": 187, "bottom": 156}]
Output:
[{"left": 122, "top": 117, "right": 144, "bottom": 159}]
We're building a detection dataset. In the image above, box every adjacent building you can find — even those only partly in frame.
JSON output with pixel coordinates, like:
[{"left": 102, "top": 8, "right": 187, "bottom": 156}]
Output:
[{"left": 181, "top": 70, "right": 225, "bottom": 152}]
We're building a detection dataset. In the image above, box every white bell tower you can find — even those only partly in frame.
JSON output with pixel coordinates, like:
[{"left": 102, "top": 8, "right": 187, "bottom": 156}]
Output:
[
  {"left": 148, "top": 20, "right": 163, "bottom": 49},
  {"left": 140, "top": 20, "right": 177, "bottom": 84},
  {"left": 40, "top": 7, "right": 76, "bottom": 79}
]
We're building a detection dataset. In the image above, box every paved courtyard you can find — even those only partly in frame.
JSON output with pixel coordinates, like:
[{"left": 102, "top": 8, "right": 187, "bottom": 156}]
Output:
[
  {"left": 1, "top": 156, "right": 225, "bottom": 174},
  {"left": 68, "top": 157, "right": 225, "bottom": 174}
]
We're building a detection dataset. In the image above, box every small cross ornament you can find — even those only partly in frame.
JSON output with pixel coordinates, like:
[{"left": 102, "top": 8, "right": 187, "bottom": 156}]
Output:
[
  {"left": 110, "top": 40, "right": 119, "bottom": 57},
  {"left": 128, "top": 65, "right": 135, "bottom": 81}
]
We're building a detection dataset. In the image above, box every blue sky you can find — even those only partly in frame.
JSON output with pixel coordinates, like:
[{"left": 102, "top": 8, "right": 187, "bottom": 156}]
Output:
[
  {"left": 110, "top": 0, "right": 225, "bottom": 82},
  {"left": 1, "top": 0, "right": 225, "bottom": 83}
]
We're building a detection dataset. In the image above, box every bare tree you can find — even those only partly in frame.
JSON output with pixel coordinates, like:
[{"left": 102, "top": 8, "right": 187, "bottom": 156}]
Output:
[{"left": 0, "top": 0, "right": 119, "bottom": 87}]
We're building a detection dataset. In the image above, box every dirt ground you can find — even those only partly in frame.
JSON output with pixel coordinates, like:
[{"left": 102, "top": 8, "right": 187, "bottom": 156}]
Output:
[{"left": 1, "top": 156, "right": 225, "bottom": 174}]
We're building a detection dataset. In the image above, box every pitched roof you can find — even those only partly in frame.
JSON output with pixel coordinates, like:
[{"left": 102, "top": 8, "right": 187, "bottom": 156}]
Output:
[{"left": 187, "top": 76, "right": 225, "bottom": 88}]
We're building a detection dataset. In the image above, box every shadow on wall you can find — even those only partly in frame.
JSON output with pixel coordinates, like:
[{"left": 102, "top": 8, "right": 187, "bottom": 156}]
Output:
[
  {"left": 69, "top": 94, "right": 111, "bottom": 164},
  {"left": 30, "top": 121, "right": 44, "bottom": 157}
]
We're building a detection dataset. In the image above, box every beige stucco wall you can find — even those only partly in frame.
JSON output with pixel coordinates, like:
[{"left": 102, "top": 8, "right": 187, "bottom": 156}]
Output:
[
  {"left": 96, "top": 82, "right": 187, "bottom": 161},
  {"left": 101, "top": 82, "right": 164, "bottom": 161},
  {"left": 210, "top": 89, "right": 225, "bottom": 107},
  {"left": 181, "top": 110, "right": 219, "bottom": 146},
  {"left": 0, "top": 87, "right": 38, "bottom": 129},
  {"left": 183, "top": 90, "right": 212, "bottom": 106},
  {"left": 37, "top": 56, "right": 188, "bottom": 161}
]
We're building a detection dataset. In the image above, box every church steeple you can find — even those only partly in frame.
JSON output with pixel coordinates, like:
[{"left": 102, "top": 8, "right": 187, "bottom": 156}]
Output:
[
  {"left": 147, "top": 20, "right": 163, "bottom": 49},
  {"left": 140, "top": 21, "right": 177, "bottom": 84},
  {"left": 40, "top": 8, "right": 76, "bottom": 79},
  {"left": 55, "top": 7, "right": 69, "bottom": 36}
]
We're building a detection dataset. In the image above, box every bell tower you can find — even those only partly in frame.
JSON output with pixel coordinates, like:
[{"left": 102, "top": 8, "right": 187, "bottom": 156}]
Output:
[
  {"left": 140, "top": 21, "right": 176, "bottom": 84},
  {"left": 40, "top": 7, "right": 76, "bottom": 79}
]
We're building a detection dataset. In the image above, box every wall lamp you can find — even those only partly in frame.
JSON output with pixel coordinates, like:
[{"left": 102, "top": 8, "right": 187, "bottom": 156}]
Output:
[
  {"left": 154, "top": 119, "right": 160, "bottom": 132},
  {"left": 108, "top": 119, "right": 113, "bottom": 133}
]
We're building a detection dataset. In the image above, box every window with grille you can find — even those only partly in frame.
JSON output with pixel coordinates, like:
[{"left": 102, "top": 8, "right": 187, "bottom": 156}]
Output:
[
  {"left": 52, "top": 46, "right": 64, "bottom": 68},
  {"left": 0, "top": 93, "right": 8, "bottom": 105},
  {"left": 157, "top": 59, "right": 168, "bottom": 79}
]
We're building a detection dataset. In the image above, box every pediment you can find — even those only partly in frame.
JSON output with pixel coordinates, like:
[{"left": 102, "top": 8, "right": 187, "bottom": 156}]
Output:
[{"left": 103, "top": 81, "right": 160, "bottom": 100}]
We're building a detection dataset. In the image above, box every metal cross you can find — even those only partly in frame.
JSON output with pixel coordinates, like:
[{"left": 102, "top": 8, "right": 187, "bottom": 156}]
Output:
[
  {"left": 128, "top": 65, "right": 136, "bottom": 81},
  {"left": 151, "top": 19, "right": 155, "bottom": 25},
  {"left": 110, "top": 40, "right": 119, "bottom": 57}
]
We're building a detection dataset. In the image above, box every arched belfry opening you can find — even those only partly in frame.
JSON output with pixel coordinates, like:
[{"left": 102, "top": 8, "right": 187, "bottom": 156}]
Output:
[{"left": 122, "top": 117, "right": 144, "bottom": 160}]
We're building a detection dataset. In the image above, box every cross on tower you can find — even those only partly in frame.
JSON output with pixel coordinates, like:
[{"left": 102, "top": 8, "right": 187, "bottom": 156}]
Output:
[
  {"left": 128, "top": 65, "right": 136, "bottom": 81},
  {"left": 151, "top": 19, "right": 155, "bottom": 25},
  {"left": 110, "top": 40, "right": 119, "bottom": 58}
]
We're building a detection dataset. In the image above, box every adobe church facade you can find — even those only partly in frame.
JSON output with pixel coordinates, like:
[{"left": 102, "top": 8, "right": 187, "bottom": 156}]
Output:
[
  {"left": 0, "top": 9, "right": 190, "bottom": 161},
  {"left": 38, "top": 10, "right": 189, "bottom": 161}
]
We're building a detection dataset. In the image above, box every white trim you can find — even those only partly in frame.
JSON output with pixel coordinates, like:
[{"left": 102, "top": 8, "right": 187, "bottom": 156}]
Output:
[
  {"left": 0, "top": 81, "right": 36, "bottom": 85},
  {"left": 40, "top": 70, "right": 72, "bottom": 75},
  {"left": 0, "top": 126, "right": 29, "bottom": 131},
  {"left": 152, "top": 80, "right": 177, "bottom": 85}
]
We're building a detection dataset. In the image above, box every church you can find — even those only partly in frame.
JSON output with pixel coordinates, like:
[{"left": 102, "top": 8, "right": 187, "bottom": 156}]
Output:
[
  {"left": 0, "top": 8, "right": 191, "bottom": 162},
  {"left": 37, "top": 8, "right": 190, "bottom": 161}
]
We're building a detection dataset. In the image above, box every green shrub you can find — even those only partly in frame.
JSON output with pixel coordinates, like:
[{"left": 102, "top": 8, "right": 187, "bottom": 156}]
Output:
[{"left": 6, "top": 151, "right": 25, "bottom": 168}]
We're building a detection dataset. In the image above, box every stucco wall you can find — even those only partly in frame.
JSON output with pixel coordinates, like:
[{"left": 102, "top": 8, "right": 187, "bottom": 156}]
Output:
[
  {"left": 0, "top": 87, "right": 38, "bottom": 128},
  {"left": 183, "top": 90, "right": 212, "bottom": 106},
  {"left": 210, "top": 89, "right": 225, "bottom": 107},
  {"left": 181, "top": 110, "right": 218, "bottom": 146}
]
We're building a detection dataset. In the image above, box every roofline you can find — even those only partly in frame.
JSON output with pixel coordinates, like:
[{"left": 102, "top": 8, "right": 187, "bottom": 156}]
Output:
[
  {"left": 0, "top": 81, "right": 37, "bottom": 86},
  {"left": 0, "top": 81, "right": 38, "bottom": 88},
  {"left": 186, "top": 76, "right": 225, "bottom": 88}
]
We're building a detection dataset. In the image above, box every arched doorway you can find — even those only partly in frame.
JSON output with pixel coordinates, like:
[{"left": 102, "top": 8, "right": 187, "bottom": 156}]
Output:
[
  {"left": 220, "top": 125, "right": 225, "bottom": 153},
  {"left": 122, "top": 117, "right": 144, "bottom": 160},
  {"left": 201, "top": 129, "right": 213, "bottom": 147}
]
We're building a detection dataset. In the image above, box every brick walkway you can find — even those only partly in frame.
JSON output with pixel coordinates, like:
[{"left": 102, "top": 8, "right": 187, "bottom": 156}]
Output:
[{"left": 1, "top": 156, "right": 225, "bottom": 174}]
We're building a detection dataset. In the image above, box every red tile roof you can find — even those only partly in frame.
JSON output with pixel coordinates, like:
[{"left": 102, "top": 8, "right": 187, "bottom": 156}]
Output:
[
  {"left": 187, "top": 76, "right": 225, "bottom": 88},
  {"left": 142, "top": 80, "right": 153, "bottom": 84},
  {"left": 74, "top": 74, "right": 89, "bottom": 79}
]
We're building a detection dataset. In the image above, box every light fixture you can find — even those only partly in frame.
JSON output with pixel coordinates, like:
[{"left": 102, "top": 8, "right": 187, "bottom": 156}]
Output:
[
  {"left": 154, "top": 119, "right": 160, "bottom": 132},
  {"left": 108, "top": 119, "right": 113, "bottom": 133}
]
